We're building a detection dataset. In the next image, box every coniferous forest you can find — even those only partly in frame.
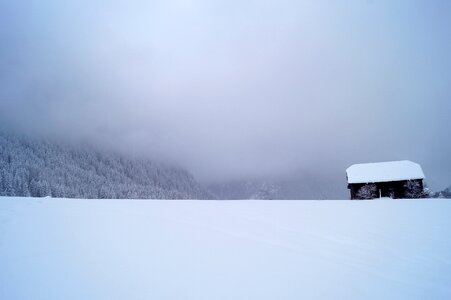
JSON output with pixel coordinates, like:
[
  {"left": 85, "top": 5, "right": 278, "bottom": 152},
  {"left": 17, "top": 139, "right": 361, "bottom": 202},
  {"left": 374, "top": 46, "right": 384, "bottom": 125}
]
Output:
[{"left": 0, "top": 132, "right": 211, "bottom": 199}]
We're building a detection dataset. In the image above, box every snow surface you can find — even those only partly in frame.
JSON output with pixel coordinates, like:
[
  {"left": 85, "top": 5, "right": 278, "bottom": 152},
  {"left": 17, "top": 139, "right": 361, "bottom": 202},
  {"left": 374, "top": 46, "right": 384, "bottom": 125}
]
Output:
[
  {"left": 1, "top": 197, "right": 450, "bottom": 300},
  {"left": 346, "top": 160, "right": 425, "bottom": 184}
]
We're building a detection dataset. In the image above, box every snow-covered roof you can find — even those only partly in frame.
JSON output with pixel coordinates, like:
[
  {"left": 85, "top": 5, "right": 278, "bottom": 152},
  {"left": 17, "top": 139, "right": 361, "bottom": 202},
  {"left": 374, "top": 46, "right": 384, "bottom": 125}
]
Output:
[{"left": 346, "top": 160, "right": 425, "bottom": 184}]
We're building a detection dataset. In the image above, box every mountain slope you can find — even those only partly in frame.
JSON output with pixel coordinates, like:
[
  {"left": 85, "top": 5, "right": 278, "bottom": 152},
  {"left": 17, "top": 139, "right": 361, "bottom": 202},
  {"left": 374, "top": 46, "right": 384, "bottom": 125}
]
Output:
[
  {"left": 0, "top": 132, "right": 211, "bottom": 199},
  {"left": 208, "top": 171, "right": 348, "bottom": 200}
]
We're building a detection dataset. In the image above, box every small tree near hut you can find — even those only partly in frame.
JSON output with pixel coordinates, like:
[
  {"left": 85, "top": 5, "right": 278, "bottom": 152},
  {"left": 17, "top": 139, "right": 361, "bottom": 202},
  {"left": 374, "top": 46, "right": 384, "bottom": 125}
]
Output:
[
  {"left": 356, "top": 183, "right": 377, "bottom": 200},
  {"left": 404, "top": 180, "right": 429, "bottom": 198}
]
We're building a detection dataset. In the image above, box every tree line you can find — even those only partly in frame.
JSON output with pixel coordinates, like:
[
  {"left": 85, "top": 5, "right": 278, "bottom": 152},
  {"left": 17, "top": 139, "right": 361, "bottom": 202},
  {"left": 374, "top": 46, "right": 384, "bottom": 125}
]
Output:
[{"left": 0, "top": 132, "right": 211, "bottom": 199}]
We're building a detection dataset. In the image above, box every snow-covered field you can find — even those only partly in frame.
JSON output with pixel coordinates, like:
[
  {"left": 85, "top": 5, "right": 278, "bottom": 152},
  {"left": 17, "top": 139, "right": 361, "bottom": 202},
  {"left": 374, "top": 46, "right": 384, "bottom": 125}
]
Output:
[{"left": 1, "top": 197, "right": 450, "bottom": 300}]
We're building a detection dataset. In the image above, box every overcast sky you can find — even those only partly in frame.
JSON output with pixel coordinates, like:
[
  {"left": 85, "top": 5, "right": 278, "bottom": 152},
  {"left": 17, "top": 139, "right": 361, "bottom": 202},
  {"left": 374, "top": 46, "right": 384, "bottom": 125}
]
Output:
[{"left": 1, "top": 0, "right": 450, "bottom": 189}]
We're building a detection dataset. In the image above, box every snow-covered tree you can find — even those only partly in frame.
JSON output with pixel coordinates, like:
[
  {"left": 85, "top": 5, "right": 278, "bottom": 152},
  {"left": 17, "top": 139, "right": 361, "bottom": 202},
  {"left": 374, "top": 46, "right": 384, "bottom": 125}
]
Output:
[
  {"left": 404, "top": 180, "right": 428, "bottom": 198},
  {"left": 435, "top": 187, "right": 451, "bottom": 198},
  {"left": 356, "top": 183, "right": 377, "bottom": 199},
  {"left": 250, "top": 182, "right": 280, "bottom": 200}
]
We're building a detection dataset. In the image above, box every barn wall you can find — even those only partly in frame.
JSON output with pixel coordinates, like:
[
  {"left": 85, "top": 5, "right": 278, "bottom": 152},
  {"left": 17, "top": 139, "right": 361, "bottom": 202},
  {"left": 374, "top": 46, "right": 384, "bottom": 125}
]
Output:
[{"left": 348, "top": 179, "right": 424, "bottom": 200}]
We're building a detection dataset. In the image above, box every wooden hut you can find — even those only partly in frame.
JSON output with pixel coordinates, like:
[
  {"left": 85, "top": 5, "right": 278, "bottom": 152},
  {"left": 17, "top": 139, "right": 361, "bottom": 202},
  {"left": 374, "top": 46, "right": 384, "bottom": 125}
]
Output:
[{"left": 346, "top": 160, "right": 425, "bottom": 199}]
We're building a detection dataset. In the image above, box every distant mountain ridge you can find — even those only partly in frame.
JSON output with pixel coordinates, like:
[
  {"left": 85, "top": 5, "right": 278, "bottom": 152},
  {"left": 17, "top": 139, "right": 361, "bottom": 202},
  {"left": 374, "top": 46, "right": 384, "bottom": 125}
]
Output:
[
  {"left": 208, "top": 171, "right": 348, "bottom": 200},
  {"left": 0, "top": 132, "right": 212, "bottom": 199}
]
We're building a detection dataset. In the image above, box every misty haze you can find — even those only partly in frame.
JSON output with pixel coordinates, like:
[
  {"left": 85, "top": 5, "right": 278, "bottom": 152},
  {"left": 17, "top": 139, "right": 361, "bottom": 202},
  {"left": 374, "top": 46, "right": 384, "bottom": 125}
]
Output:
[
  {"left": 1, "top": 0, "right": 451, "bottom": 197},
  {"left": 1, "top": 1, "right": 451, "bottom": 299}
]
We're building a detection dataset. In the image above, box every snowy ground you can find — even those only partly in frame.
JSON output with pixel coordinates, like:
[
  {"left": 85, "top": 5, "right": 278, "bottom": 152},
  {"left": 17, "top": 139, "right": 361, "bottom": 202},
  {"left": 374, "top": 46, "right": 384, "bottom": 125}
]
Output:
[{"left": 1, "top": 198, "right": 450, "bottom": 300}]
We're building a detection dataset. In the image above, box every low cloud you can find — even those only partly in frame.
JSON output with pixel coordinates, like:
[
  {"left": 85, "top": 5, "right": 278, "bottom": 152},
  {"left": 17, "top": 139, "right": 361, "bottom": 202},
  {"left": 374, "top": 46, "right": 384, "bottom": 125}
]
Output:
[{"left": 1, "top": 0, "right": 450, "bottom": 189}]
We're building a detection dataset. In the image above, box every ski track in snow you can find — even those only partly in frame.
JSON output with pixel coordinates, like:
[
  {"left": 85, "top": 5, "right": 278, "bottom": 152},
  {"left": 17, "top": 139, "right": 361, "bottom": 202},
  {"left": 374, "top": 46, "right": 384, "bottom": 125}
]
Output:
[{"left": 1, "top": 197, "right": 451, "bottom": 300}]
